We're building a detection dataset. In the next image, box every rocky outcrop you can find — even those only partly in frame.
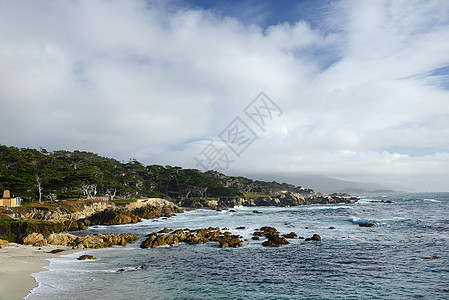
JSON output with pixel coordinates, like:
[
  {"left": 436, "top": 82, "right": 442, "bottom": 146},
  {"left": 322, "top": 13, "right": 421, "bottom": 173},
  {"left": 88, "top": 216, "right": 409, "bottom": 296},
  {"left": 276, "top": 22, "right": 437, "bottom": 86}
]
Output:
[
  {"left": 305, "top": 234, "right": 321, "bottom": 241},
  {"left": 78, "top": 255, "right": 96, "bottom": 260},
  {"left": 21, "top": 232, "right": 137, "bottom": 249},
  {"left": 82, "top": 209, "right": 141, "bottom": 226},
  {"left": 22, "top": 232, "right": 46, "bottom": 245},
  {"left": 132, "top": 199, "right": 183, "bottom": 219},
  {"left": 262, "top": 234, "right": 289, "bottom": 247},
  {"left": 175, "top": 192, "right": 358, "bottom": 209},
  {"left": 9, "top": 200, "right": 114, "bottom": 223},
  {"left": 140, "top": 227, "right": 243, "bottom": 249},
  {"left": 0, "top": 239, "right": 8, "bottom": 248},
  {"left": 253, "top": 227, "right": 291, "bottom": 247}
]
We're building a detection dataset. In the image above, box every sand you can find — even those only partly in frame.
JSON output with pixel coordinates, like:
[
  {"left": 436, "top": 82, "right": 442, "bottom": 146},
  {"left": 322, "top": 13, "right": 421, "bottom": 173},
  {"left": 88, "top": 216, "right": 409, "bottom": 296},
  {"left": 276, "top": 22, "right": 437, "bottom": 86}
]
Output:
[{"left": 0, "top": 243, "right": 80, "bottom": 300}]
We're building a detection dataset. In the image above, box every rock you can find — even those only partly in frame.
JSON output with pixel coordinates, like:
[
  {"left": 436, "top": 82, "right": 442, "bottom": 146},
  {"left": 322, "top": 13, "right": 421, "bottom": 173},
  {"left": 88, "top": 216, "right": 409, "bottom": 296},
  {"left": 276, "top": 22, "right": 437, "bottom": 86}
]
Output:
[
  {"left": 262, "top": 234, "right": 289, "bottom": 247},
  {"left": 117, "top": 269, "right": 125, "bottom": 273},
  {"left": 217, "top": 234, "right": 242, "bottom": 248},
  {"left": 83, "top": 209, "right": 141, "bottom": 226},
  {"left": 47, "top": 249, "right": 65, "bottom": 254},
  {"left": 306, "top": 234, "right": 321, "bottom": 241},
  {"left": 77, "top": 255, "right": 96, "bottom": 260},
  {"left": 140, "top": 227, "right": 242, "bottom": 249},
  {"left": 229, "top": 210, "right": 236, "bottom": 212},
  {"left": 359, "top": 223, "right": 374, "bottom": 227},
  {"left": 22, "top": 233, "right": 45, "bottom": 245},
  {"left": 252, "top": 236, "right": 260, "bottom": 240},
  {"left": 185, "top": 235, "right": 209, "bottom": 245},
  {"left": 47, "top": 232, "right": 137, "bottom": 249},
  {"left": 253, "top": 226, "right": 278, "bottom": 237},
  {"left": 253, "top": 210, "right": 263, "bottom": 214},
  {"left": 423, "top": 256, "right": 440, "bottom": 259},
  {"left": 282, "top": 232, "right": 297, "bottom": 239},
  {"left": 328, "top": 227, "right": 335, "bottom": 229},
  {"left": 236, "top": 226, "right": 246, "bottom": 230},
  {"left": 158, "top": 227, "right": 172, "bottom": 233},
  {"left": 0, "top": 239, "right": 9, "bottom": 249},
  {"left": 34, "top": 239, "right": 49, "bottom": 247},
  {"left": 47, "top": 233, "right": 78, "bottom": 245}
]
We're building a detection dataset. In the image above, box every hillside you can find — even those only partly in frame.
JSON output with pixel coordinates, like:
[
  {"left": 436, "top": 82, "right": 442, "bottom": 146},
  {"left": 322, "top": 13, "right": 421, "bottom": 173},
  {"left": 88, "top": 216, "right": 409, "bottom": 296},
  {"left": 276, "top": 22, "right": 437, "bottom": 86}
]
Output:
[{"left": 0, "top": 145, "right": 310, "bottom": 203}]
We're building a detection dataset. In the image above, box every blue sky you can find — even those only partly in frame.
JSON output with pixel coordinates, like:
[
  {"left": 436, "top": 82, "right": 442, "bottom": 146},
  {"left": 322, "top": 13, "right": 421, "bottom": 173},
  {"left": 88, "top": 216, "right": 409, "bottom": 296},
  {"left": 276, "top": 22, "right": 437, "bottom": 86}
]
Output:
[{"left": 1, "top": 0, "right": 449, "bottom": 191}]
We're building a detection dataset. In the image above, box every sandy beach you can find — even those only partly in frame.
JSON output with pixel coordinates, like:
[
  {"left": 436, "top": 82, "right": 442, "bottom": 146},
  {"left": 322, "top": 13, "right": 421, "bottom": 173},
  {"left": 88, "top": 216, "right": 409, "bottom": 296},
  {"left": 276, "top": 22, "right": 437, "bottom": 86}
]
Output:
[{"left": 0, "top": 243, "right": 80, "bottom": 300}]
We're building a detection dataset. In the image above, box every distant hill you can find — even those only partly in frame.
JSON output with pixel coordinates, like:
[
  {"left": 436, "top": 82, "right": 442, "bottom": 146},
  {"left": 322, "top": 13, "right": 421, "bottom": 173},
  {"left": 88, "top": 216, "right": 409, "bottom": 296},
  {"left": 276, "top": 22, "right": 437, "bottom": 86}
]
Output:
[{"left": 238, "top": 173, "right": 398, "bottom": 194}]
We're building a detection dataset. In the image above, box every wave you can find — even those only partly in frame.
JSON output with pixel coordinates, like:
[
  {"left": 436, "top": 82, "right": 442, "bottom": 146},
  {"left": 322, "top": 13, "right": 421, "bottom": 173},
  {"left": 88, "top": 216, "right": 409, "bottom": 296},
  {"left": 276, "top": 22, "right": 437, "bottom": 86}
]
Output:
[
  {"left": 423, "top": 198, "right": 440, "bottom": 202},
  {"left": 348, "top": 217, "right": 374, "bottom": 225},
  {"left": 304, "top": 205, "right": 354, "bottom": 210}
]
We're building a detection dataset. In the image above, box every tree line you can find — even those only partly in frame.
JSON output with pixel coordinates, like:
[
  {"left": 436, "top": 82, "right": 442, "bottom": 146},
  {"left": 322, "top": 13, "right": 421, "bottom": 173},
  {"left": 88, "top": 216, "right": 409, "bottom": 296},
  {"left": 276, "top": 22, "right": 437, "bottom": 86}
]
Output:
[{"left": 0, "top": 145, "right": 307, "bottom": 203}]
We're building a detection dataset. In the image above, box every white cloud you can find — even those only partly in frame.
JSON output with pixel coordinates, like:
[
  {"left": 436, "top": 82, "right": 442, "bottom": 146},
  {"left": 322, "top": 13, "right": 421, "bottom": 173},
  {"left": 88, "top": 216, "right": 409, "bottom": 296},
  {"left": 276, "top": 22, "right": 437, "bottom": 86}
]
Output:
[{"left": 0, "top": 0, "right": 448, "bottom": 191}]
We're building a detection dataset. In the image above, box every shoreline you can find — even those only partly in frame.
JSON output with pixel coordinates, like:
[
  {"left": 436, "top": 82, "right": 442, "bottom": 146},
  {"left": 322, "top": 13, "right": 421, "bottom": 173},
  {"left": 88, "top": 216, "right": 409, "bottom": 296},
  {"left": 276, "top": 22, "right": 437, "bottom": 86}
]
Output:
[{"left": 0, "top": 243, "right": 81, "bottom": 300}]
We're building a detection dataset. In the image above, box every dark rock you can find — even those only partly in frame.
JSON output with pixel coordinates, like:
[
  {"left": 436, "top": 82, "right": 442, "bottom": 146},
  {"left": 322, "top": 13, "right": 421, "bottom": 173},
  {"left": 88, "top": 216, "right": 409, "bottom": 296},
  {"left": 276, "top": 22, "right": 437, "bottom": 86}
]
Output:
[
  {"left": 47, "top": 249, "right": 65, "bottom": 254},
  {"left": 217, "top": 234, "right": 242, "bottom": 248},
  {"left": 158, "top": 227, "right": 172, "bottom": 233},
  {"left": 311, "top": 234, "right": 321, "bottom": 241},
  {"left": 117, "top": 269, "right": 125, "bottom": 273},
  {"left": 236, "top": 226, "right": 246, "bottom": 230},
  {"left": 282, "top": 232, "right": 297, "bottom": 239},
  {"left": 252, "top": 236, "right": 260, "bottom": 240},
  {"left": 77, "top": 255, "right": 96, "bottom": 260},
  {"left": 359, "top": 223, "right": 374, "bottom": 227},
  {"left": 82, "top": 209, "right": 141, "bottom": 226},
  {"left": 262, "top": 234, "right": 289, "bottom": 247},
  {"left": 253, "top": 210, "right": 263, "bottom": 214},
  {"left": 423, "top": 256, "right": 440, "bottom": 259},
  {"left": 328, "top": 227, "right": 335, "bottom": 229}
]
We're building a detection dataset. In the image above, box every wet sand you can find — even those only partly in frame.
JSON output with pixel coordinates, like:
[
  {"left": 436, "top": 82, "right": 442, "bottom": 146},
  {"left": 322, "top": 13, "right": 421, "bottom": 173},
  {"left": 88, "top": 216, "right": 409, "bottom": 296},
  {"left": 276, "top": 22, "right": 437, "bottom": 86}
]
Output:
[{"left": 0, "top": 243, "right": 80, "bottom": 300}]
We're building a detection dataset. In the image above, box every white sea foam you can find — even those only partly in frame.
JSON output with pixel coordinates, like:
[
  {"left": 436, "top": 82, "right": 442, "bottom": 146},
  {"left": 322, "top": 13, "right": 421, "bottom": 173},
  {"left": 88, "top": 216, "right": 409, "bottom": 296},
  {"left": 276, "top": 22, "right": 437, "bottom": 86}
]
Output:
[
  {"left": 303, "top": 205, "right": 354, "bottom": 210},
  {"left": 423, "top": 198, "right": 440, "bottom": 202}
]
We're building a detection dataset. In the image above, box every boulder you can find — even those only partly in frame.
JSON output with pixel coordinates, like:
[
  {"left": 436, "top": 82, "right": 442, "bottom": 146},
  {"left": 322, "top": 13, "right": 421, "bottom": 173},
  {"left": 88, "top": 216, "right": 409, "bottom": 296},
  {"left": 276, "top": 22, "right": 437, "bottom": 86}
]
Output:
[
  {"left": 22, "top": 233, "right": 45, "bottom": 245},
  {"left": 262, "top": 234, "right": 289, "bottom": 247},
  {"left": 158, "top": 227, "right": 172, "bottom": 233},
  {"left": 47, "top": 233, "right": 78, "bottom": 245},
  {"left": 282, "top": 232, "right": 297, "bottom": 239},
  {"left": 0, "top": 239, "right": 8, "bottom": 249},
  {"left": 77, "top": 255, "right": 96, "bottom": 260},
  {"left": 34, "top": 239, "right": 49, "bottom": 247},
  {"left": 47, "top": 249, "right": 65, "bottom": 254},
  {"left": 305, "top": 234, "right": 321, "bottom": 241}
]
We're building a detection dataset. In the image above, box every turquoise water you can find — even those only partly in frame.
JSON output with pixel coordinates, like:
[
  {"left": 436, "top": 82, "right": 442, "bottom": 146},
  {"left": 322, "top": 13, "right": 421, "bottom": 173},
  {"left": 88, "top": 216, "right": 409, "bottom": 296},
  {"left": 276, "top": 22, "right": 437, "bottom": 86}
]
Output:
[{"left": 28, "top": 193, "right": 449, "bottom": 299}]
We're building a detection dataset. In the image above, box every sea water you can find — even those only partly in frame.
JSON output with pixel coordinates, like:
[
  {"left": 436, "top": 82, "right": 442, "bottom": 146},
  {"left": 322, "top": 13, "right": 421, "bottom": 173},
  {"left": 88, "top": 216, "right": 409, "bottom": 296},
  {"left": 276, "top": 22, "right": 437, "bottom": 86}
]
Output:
[{"left": 27, "top": 193, "right": 449, "bottom": 299}]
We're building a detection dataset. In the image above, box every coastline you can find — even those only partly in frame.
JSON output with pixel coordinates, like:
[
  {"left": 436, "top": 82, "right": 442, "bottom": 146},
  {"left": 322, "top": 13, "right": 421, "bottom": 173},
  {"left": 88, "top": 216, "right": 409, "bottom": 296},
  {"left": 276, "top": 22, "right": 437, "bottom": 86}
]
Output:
[{"left": 0, "top": 243, "right": 81, "bottom": 300}]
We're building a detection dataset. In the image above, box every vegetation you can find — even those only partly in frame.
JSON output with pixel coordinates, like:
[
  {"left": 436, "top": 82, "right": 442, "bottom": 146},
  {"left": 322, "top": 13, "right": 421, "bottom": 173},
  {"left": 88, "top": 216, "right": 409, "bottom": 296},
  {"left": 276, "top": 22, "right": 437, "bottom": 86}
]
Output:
[{"left": 0, "top": 145, "right": 308, "bottom": 203}]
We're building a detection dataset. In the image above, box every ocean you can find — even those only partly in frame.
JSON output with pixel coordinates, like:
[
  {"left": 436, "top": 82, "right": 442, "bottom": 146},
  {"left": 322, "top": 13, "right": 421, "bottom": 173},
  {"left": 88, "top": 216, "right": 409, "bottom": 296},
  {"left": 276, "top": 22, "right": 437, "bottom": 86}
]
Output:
[{"left": 27, "top": 193, "right": 449, "bottom": 299}]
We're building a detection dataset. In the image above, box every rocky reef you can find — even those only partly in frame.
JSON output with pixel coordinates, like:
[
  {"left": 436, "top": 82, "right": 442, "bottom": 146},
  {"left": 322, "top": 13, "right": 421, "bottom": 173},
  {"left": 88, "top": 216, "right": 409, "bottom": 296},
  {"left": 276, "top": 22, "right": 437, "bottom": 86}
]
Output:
[
  {"left": 141, "top": 226, "right": 321, "bottom": 249},
  {"left": 0, "top": 198, "right": 183, "bottom": 243},
  {"left": 173, "top": 192, "right": 358, "bottom": 210},
  {"left": 21, "top": 232, "right": 137, "bottom": 249},
  {"left": 140, "top": 227, "right": 243, "bottom": 249}
]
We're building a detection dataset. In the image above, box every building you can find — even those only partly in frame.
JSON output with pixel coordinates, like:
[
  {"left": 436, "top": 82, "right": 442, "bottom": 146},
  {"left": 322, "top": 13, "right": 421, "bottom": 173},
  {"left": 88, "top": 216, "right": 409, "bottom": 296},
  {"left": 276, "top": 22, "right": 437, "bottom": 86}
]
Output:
[{"left": 0, "top": 190, "right": 21, "bottom": 208}]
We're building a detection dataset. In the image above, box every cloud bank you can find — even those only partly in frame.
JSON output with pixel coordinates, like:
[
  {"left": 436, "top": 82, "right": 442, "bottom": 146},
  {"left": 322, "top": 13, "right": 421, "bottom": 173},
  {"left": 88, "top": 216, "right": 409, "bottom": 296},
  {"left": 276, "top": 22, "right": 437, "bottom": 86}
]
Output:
[{"left": 1, "top": 0, "right": 449, "bottom": 191}]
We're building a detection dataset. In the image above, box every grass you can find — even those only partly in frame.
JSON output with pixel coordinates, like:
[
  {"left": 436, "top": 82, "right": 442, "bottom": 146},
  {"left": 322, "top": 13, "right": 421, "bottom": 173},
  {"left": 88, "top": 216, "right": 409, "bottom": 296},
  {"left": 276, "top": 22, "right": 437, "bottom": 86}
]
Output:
[
  {"left": 244, "top": 193, "right": 281, "bottom": 200},
  {"left": 110, "top": 198, "right": 138, "bottom": 205}
]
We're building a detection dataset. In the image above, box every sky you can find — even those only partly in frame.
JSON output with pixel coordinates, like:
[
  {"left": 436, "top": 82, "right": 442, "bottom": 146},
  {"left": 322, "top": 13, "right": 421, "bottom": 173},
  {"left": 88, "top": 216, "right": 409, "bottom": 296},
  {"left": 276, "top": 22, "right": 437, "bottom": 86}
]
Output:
[{"left": 1, "top": 0, "right": 449, "bottom": 192}]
